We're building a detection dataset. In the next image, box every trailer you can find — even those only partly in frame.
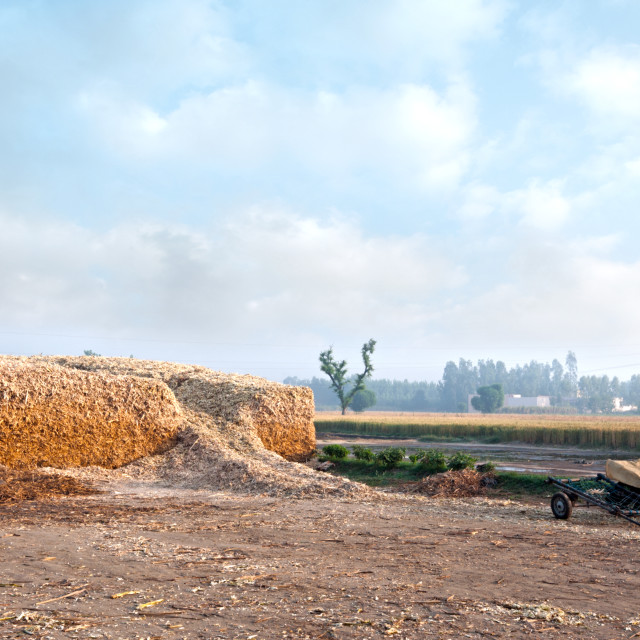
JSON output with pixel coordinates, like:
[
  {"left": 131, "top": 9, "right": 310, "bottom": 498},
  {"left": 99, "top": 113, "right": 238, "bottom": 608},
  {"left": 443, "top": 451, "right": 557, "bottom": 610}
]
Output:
[{"left": 546, "top": 474, "right": 640, "bottom": 527}]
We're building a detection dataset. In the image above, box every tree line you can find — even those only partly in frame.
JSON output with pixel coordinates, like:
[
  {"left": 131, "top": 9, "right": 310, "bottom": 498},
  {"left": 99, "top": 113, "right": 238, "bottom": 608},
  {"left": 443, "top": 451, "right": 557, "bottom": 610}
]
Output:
[{"left": 285, "top": 351, "right": 640, "bottom": 413}]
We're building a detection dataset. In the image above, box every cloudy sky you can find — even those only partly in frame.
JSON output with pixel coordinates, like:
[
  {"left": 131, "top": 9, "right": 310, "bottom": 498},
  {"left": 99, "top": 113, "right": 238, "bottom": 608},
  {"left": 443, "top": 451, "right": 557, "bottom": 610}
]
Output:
[{"left": 2, "top": 0, "right": 640, "bottom": 382}]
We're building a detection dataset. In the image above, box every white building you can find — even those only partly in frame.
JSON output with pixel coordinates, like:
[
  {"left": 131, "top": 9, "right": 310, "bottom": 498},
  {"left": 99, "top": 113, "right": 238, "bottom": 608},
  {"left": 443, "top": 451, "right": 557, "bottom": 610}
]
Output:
[
  {"left": 468, "top": 393, "right": 551, "bottom": 413},
  {"left": 613, "top": 397, "right": 638, "bottom": 412}
]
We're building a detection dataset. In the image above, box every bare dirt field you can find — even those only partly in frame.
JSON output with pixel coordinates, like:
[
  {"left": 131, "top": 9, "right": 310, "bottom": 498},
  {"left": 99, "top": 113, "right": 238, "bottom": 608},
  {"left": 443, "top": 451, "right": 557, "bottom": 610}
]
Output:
[{"left": 1, "top": 480, "right": 639, "bottom": 640}]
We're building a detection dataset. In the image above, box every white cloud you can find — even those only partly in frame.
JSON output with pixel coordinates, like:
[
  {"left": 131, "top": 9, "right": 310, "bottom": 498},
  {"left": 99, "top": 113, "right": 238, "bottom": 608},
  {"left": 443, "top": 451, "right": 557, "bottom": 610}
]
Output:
[
  {"left": 4, "top": 207, "right": 640, "bottom": 380},
  {"left": 76, "top": 90, "right": 168, "bottom": 147},
  {"left": 0, "top": 209, "right": 466, "bottom": 341},
  {"left": 458, "top": 182, "right": 501, "bottom": 220},
  {"left": 568, "top": 47, "right": 640, "bottom": 121},
  {"left": 363, "top": 0, "right": 507, "bottom": 70},
  {"left": 434, "top": 234, "right": 640, "bottom": 350},
  {"left": 507, "top": 180, "right": 571, "bottom": 231},
  {"left": 78, "top": 80, "right": 477, "bottom": 191},
  {"left": 7, "top": 0, "right": 640, "bottom": 381},
  {"left": 0, "top": 0, "right": 247, "bottom": 106},
  {"left": 457, "top": 179, "right": 572, "bottom": 231}
]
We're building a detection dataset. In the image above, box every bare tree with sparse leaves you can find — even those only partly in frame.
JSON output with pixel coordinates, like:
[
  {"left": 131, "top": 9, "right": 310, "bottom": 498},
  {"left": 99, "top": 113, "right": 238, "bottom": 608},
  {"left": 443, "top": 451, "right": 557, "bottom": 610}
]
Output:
[{"left": 319, "top": 339, "right": 376, "bottom": 415}]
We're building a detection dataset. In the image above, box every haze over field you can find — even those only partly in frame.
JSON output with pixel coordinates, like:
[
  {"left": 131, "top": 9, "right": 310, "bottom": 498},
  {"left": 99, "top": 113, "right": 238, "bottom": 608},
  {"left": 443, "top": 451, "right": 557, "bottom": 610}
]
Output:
[{"left": 2, "top": 0, "right": 640, "bottom": 381}]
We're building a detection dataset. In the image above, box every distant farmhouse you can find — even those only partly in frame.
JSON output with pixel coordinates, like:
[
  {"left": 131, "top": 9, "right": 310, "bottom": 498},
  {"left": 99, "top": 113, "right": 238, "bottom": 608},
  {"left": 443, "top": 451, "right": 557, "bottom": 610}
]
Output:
[
  {"left": 467, "top": 393, "right": 637, "bottom": 414},
  {"left": 468, "top": 393, "right": 550, "bottom": 414},
  {"left": 613, "top": 397, "right": 637, "bottom": 413}
]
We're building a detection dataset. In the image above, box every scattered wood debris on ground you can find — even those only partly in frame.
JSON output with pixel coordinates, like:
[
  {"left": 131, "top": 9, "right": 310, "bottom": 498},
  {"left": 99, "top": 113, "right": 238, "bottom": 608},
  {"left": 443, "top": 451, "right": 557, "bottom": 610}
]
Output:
[
  {"left": 0, "top": 466, "right": 99, "bottom": 504},
  {"left": 0, "top": 491, "right": 638, "bottom": 639},
  {"left": 400, "top": 468, "right": 496, "bottom": 497}
]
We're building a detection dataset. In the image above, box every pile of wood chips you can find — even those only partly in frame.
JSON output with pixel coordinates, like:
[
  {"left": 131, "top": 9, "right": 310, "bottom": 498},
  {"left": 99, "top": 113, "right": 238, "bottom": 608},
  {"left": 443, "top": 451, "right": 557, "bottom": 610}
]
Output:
[
  {"left": 22, "top": 355, "right": 316, "bottom": 462},
  {"left": 0, "top": 466, "right": 98, "bottom": 504},
  {"left": 0, "top": 359, "right": 182, "bottom": 469},
  {"left": 0, "top": 355, "right": 368, "bottom": 498},
  {"left": 404, "top": 468, "right": 493, "bottom": 498}
]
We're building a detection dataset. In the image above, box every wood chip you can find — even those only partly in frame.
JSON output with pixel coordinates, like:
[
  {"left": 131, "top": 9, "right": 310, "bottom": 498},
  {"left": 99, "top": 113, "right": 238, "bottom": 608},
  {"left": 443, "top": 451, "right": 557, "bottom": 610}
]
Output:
[{"left": 36, "top": 587, "right": 87, "bottom": 606}]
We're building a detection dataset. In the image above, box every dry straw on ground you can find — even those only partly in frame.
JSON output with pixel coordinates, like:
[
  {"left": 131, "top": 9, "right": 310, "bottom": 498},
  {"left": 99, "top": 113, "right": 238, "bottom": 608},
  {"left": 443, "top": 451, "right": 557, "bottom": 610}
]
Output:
[{"left": 0, "top": 356, "right": 368, "bottom": 498}]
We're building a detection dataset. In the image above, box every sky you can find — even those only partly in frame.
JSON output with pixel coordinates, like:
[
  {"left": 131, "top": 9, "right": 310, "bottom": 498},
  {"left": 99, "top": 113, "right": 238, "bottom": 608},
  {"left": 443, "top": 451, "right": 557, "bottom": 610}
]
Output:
[{"left": 2, "top": 0, "right": 640, "bottom": 383}]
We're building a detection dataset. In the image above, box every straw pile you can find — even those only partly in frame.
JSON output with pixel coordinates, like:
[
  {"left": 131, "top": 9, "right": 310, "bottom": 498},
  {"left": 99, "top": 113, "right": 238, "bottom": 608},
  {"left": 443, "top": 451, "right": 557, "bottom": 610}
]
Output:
[
  {"left": 0, "top": 356, "right": 363, "bottom": 497},
  {"left": 0, "top": 359, "right": 181, "bottom": 469}
]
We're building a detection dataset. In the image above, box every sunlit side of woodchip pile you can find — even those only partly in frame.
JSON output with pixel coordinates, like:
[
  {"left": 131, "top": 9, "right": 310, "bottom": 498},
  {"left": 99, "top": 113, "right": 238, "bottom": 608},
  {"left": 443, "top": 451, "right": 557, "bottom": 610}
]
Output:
[
  {"left": 0, "top": 355, "right": 366, "bottom": 497},
  {"left": 0, "top": 359, "right": 182, "bottom": 469}
]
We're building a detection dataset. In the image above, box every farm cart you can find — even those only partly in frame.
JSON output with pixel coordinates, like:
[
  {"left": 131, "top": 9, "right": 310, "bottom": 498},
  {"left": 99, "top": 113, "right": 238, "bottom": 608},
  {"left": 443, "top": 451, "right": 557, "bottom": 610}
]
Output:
[{"left": 546, "top": 474, "right": 640, "bottom": 527}]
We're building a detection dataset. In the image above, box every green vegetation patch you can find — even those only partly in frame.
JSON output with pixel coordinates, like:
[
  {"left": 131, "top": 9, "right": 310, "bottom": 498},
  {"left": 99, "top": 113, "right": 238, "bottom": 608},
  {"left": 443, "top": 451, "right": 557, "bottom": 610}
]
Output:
[
  {"left": 322, "top": 459, "right": 424, "bottom": 487},
  {"left": 492, "top": 472, "right": 553, "bottom": 498},
  {"left": 321, "top": 444, "right": 349, "bottom": 459},
  {"left": 324, "top": 461, "right": 553, "bottom": 497}
]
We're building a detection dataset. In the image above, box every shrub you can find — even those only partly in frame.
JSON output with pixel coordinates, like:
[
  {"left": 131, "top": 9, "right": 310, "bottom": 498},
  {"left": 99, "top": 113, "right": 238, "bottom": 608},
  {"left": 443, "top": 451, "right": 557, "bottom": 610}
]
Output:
[
  {"left": 420, "top": 449, "right": 447, "bottom": 475},
  {"left": 351, "top": 389, "right": 377, "bottom": 413},
  {"left": 408, "top": 449, "right": 427, "bottom": 464},
  {"left": 322, "top": 444, "right": 349, "bottom": 459},
  {"left": 446, "top": 452, "right": 477, "bottom": 471},
  {"left": 375, "top": 447, "right": 406, "bottom": 469},
  {"left": 476, "top": 461, "right": 496, "bottom": 473},
  {"left": 352, "top": 445, "right": 375, "bottom": 461}
]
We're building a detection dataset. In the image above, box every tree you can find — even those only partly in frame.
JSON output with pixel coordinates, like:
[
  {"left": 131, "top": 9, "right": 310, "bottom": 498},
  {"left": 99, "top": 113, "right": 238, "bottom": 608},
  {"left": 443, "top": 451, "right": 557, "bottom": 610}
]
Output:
[
  {"left": 471, "top": 383, "right": 505, "bottom": 413},
  {"left": 351, "top": 389, "right": 376, "bottom": 413},
  {"left": 551, "top": 358, "right": 564, "bottom": 401},
  {"left": 319, "top": 339, "right": 376, "bottom": 415},
  {"left": 623, "top": 374, "right": 640, "bottom": 410},
  {"left": 563, "top": 351, "right": 578, "bottom": 397},
  {"left": 439, "top": 359, "right": 478, "bottom": 412},
  {"left": 578, "top": 375, "right": 615, "bottom": 413},
  {"left": 439, "top": 361, "right": 460, "bottom": 412}
]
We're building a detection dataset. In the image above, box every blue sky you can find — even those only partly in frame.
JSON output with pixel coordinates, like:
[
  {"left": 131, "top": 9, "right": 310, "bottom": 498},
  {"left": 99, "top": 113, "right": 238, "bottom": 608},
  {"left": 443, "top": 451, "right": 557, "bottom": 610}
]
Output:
[{"left": 3, "top": 0, "right": 640, "bottom": 382}]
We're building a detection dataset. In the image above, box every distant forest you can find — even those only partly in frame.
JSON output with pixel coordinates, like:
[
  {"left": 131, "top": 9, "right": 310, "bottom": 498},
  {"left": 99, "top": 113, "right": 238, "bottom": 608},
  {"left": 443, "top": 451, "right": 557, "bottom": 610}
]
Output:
[{"left": 285, "top": 352, "right": 640, "bottom": 414}]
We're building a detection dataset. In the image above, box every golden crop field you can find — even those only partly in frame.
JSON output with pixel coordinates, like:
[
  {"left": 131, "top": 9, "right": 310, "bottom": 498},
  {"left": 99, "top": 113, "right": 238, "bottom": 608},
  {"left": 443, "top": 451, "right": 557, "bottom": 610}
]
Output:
[{"left": 314, "top": 411, "right": 640, "bottom": 450}]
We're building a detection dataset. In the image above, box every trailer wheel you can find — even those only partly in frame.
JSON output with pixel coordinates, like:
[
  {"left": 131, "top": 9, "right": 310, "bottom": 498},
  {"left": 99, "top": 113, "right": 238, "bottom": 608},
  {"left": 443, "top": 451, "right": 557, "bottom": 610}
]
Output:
[{"left": 551, "top": 492, "right": 573, "bottom": 519}]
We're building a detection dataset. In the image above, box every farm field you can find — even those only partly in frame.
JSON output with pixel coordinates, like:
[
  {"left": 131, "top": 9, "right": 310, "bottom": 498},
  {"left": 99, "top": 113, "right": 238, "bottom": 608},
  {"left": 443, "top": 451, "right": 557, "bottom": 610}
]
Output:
[{"left": 315, "top": 411, "right": 640, "bottom": 450}]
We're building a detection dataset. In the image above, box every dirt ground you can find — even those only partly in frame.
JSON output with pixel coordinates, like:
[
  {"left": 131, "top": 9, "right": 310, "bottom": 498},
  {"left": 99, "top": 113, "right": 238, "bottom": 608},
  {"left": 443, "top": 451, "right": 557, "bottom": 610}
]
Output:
[{"left": 1, "top": 480, "right": 639, "bottom": 640}]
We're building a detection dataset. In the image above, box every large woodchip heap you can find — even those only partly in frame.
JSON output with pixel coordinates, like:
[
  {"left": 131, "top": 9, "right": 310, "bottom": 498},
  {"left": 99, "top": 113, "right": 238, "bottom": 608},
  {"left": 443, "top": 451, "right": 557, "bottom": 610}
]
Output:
[{"left": 0, "top": 356, "right": 367, "bottom": 497}]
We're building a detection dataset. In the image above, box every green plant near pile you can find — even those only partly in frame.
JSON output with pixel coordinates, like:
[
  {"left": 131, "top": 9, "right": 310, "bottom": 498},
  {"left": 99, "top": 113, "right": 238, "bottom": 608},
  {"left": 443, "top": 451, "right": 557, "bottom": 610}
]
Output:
[
  {"left": 446, "top": 452, "right": 477, "bottom": 471},
  {"left": 408, "top": 449, "right": 427, "bottom": 464},
  {"left": 375, "top": 447, "right": 406, "bottom": 469},
  {"left": 351, "top": 445, "right": 375, "bottom": 461},
  {"left": 322, "top": 444, "right": 349, "bottom": 459},
  {"left": 419, "top": 449, "right": 447, "bottom": 475}
]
